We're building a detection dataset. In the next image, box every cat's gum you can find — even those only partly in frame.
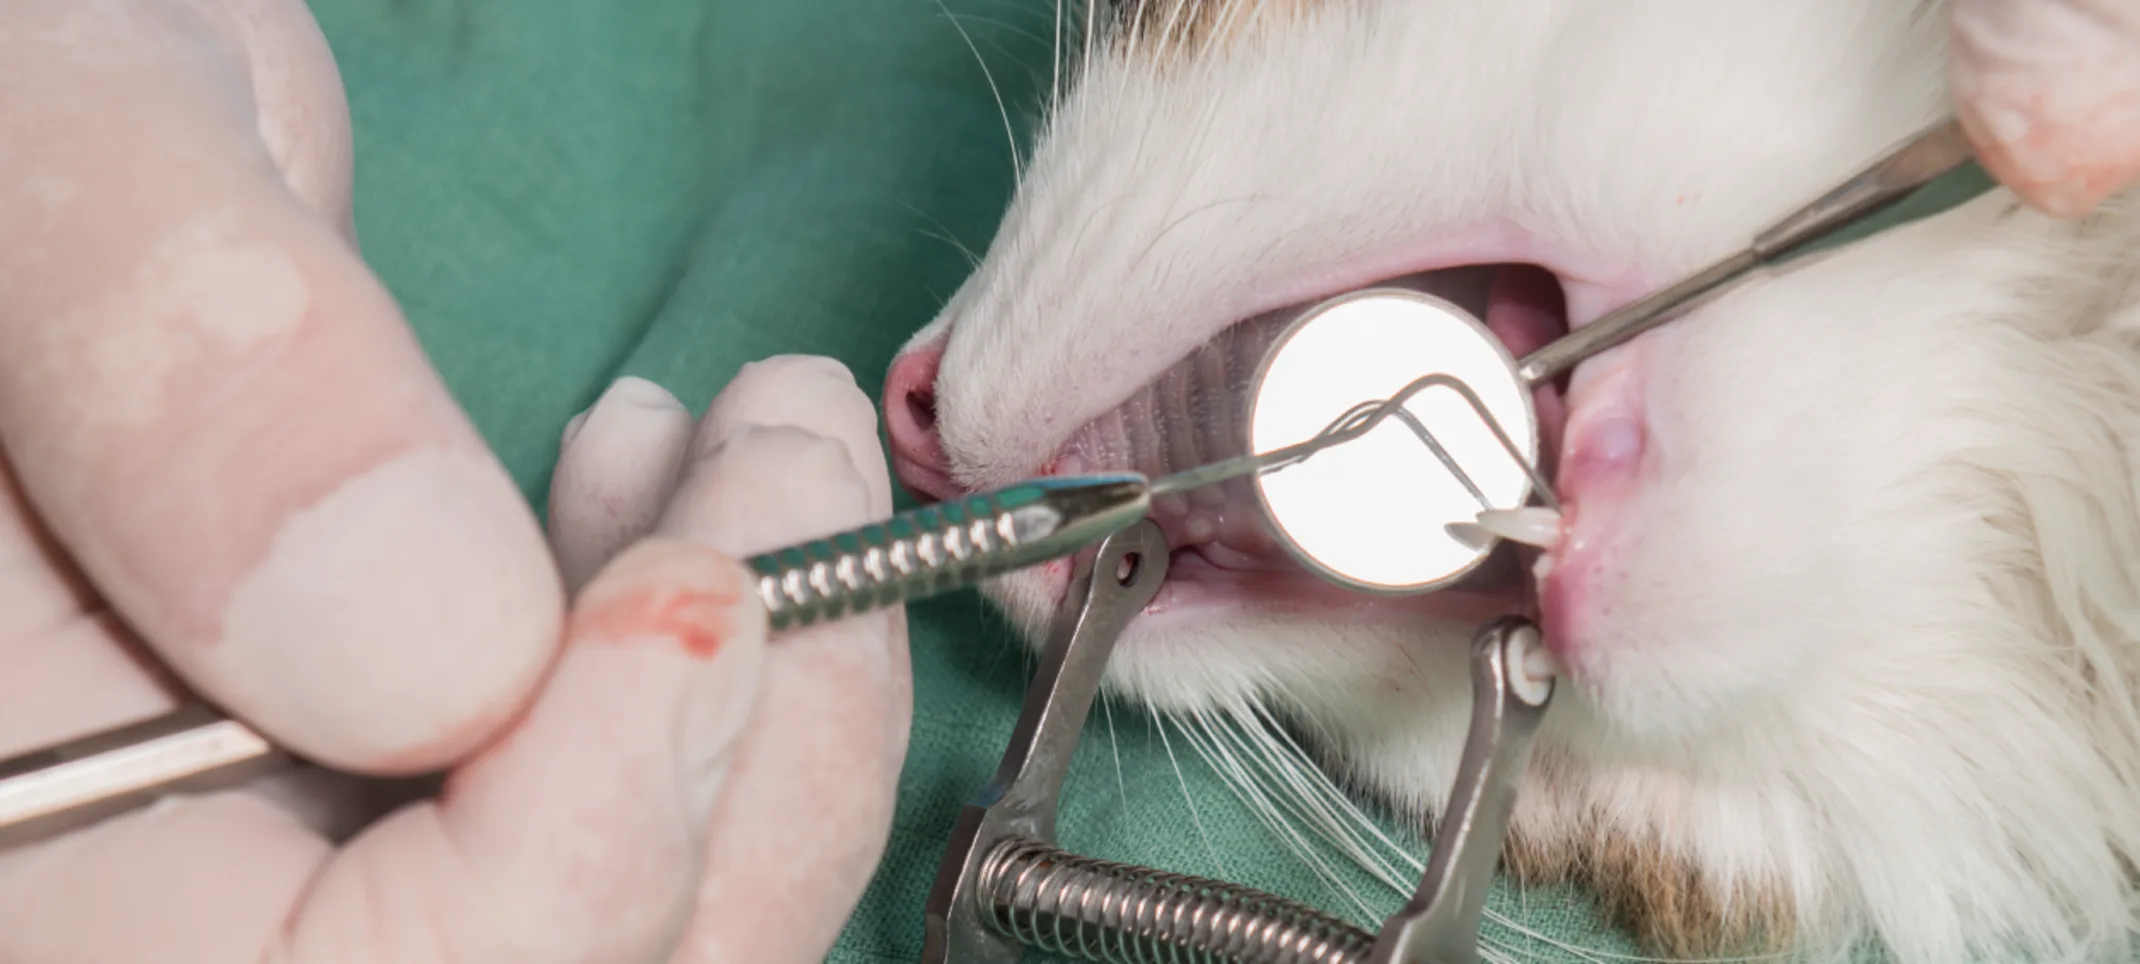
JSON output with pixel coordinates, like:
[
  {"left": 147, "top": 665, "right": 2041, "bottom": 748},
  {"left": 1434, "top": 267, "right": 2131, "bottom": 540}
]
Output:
[{"left": 1537, "top": 347, "right": 1650, "bottom": 671}]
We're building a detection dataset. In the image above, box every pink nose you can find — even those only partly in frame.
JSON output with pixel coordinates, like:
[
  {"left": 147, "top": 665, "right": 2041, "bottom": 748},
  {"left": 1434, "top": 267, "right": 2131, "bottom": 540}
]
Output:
[{"left": 883, "top": 341, "right": 964, "bottom": 503}]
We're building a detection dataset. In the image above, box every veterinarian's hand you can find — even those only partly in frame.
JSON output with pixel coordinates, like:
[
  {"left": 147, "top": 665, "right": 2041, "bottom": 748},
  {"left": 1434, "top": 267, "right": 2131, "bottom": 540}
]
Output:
[
  {"left": 0, "top": 1, "right": 909, "bottom": 960},
  {"left": 1952, "top": 0, "right": 2140, "bottom": 217},
  {"left": 544, "top": 363, "right": 910, "bottom": 964},
  {"left": 0, "top": 0, "right": 753, "bottom": 959}
]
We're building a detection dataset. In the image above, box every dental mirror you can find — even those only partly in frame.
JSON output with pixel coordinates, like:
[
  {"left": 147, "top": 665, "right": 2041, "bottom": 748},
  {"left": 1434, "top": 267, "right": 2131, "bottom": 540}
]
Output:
[{"left": 1247, "top": 288, "right": 1539, "bottom": 594}]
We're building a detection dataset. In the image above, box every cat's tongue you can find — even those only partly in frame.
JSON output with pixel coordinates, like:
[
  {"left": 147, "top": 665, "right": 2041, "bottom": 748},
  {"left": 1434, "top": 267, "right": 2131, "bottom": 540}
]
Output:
[{"left": 1481, "top": 264, "right": 1569, "bottom": 358}]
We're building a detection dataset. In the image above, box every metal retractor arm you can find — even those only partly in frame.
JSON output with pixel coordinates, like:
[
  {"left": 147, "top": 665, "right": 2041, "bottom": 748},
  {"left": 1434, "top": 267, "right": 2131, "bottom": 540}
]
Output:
[
  {"left": 1368, "top": 617, "right": 1555, "bottom": 964},
  {"left": 922, "top": 518, "right": 1558, "bottom": 964},
  {"left": 921, "top": 520, "right": 1172, "bottom": 964}
]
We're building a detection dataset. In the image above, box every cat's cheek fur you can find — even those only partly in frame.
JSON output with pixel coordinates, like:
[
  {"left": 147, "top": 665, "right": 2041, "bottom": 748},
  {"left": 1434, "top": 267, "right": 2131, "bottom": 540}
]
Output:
[{"left": 903, "top": 2, "right": 2140, "bottom": 961}]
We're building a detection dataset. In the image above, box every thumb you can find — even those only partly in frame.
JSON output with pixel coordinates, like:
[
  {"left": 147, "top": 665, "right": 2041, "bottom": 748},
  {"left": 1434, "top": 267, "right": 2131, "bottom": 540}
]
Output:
[
  {"left": 1951, "top": 0, "right": 2140, "bottom": 218},
  {"left": 0, "top": 537, "right": 768, "bottom": 964},
  {"left": 0, "top": 0, "right": 562, "bottom": 772}
]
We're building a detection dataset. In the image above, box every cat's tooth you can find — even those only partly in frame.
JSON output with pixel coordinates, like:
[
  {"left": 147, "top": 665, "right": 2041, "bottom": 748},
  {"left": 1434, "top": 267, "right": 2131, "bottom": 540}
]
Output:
[
  {"left": 1472, "top": 507, "right": 1564, "bottom": 549},
  {"left": 1444, "top": 521, "right": 1494, "bottom": 550}
]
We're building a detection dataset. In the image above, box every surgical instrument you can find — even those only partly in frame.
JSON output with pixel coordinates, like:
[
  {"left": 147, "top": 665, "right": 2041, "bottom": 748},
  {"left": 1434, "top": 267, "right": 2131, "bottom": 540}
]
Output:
[
  {"left": 0, "top": 388, "right": 1481, "bottom": 851},
  {"left": 0, "top": 704, "right": 287, "bottom": 849},
  {"left": 1518, "top": 115, "right": 1996, "bottom": 385},
  {"left": 921, "top": 519, "right": 1557, "bottom": 964}
]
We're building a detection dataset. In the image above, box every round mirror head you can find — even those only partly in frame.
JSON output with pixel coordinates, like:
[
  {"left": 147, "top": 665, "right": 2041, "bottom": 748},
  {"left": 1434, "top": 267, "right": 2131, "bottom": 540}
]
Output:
[{"left": 1247, "top": 288, "right": 1538, "bottom": 594}]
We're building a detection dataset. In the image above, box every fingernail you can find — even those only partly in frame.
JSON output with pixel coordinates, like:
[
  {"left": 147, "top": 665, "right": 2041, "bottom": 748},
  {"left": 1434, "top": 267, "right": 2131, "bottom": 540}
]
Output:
[
  {"left": 601, "top": 376, "right": 682, "bottom": 411},
  {"left": 740, "top": 354, "right": 859, "bottom": 389},
  {"left": 214, "top": 449, "right": 564, "bottom": 772},
  {"left": 565, "top": 377, "right": 681, "bottom": 447}
]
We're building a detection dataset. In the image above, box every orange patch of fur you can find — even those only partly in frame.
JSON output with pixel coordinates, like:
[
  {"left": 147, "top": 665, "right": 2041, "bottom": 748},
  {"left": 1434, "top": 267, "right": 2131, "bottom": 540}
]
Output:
[
  {"left": 1501, "top": 820, "right": 1798, "bottom": 959},
  {"left": 1112, "top": 0, "right": 1331, "bottom": 62}
]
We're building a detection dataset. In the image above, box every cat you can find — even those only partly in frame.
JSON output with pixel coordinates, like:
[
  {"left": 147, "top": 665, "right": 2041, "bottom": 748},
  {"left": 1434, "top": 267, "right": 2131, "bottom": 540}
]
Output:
[{"left": 880, "top": 1, "right": 2140, "bottom": 961}]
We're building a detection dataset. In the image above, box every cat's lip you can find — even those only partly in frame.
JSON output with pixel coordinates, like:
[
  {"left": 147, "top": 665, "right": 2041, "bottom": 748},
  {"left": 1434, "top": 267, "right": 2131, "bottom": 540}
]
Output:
[
  {"left": 1035, "top": 261, "right": 1635, "bottom": 621},
  {"left": 1007, "top": 229, "right": 1666, "bottom": 629},
  {"left": 1534, "top": 345, "right": 1655, "bottom": 671}
]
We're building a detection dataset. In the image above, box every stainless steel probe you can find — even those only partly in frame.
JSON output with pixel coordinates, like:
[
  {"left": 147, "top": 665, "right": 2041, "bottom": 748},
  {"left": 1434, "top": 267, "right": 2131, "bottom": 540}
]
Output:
[{"left": 1518, "top": 116, "right": 1996, "bottom": 385}]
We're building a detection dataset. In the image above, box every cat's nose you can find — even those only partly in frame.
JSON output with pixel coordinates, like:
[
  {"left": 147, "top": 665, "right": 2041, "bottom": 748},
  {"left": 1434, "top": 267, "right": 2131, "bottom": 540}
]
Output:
[{"left": 883, "top": 342, "right": 964, "bottom": 502}]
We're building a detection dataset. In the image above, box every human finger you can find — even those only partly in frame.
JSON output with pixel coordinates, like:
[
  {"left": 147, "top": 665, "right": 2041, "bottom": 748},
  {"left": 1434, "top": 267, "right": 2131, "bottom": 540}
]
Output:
[
  {"left": 0, "top": 537, "right": 765, "bottom": 964},
  {"left": 0, "top": 456, "right": 182, "bottom": 759},
  {"left": 655, "top": 358, "right": 911, "bottom": 963},
  {"left": 0, "top": 0, "right": 562, "bottom": 772},
  {"left": 546, "top": 377, "right": 697, "bottom": 594},
  {"left": 1951, "top": 0, "right": 2140, "bottom": 217},
  {"left": 690, "top": 355, "right": 896, "bottom": 519},
  {"left": 274, "top": 537, "right": 765, "bottom": 963}
]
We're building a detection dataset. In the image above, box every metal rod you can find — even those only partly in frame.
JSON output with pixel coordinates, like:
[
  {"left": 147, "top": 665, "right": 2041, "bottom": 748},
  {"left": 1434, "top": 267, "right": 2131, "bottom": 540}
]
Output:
[
  {"left": 921, "top": 520, "right": 1170, "bottom": 964},
  {"left": 1515, "top": 116, "right": 1997, "bottom": 386},
  {"left": 0, "top": 704, "right": 289, "bottom": 849}
]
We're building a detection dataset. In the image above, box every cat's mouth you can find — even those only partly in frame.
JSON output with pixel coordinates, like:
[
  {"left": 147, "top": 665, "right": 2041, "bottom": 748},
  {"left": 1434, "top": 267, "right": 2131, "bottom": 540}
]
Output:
[{"left": 1037, "top": 263, "right": 1572, "bottom": 622}]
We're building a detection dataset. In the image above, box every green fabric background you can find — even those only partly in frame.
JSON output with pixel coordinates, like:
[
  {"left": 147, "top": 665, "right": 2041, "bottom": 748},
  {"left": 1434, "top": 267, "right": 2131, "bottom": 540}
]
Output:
[{"left": 301, "top": 1, "right": 1673, "bottom": 960}]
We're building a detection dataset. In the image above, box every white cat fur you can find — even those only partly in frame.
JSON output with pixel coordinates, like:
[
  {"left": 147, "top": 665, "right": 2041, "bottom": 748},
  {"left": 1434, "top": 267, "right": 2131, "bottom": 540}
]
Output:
[{"left": 895, "top": 2, "right": 2140, "bottom": 960}]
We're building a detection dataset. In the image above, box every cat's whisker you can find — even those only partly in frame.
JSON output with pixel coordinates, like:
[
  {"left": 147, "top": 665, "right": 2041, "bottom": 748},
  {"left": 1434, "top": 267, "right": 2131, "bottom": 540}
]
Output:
[
  {"left": 1100, "top": 692, "right": 1130, "bottom": 813},
  {"left": 932, "top": 0, "right": 1025, "bottom": 183},
  {"left": 1192, "top": 705, "right": 1382, "bottom": 919},
  {"left": 1226, "top": 698, "right": 1679, "bottom": 964},
  {"left": 1219, "top": 702, "right": 1413, "bottom": 894},
  {"left": 935, "top": 10, "right": 1055, "bottom": 53},
  {"left": 1050, "top": 0, "right": 1064, "bottom": 112},
  {"left": 1153, "top": 709, "right": 1228, "bottom": 879},
  {"left": 912, "top": 228, "right": 982, "bottom": 270},
  {"left": 1249, "top": 698, "right": 1806, "bottom": 964},
  {"left": 1177, "top": 710, "right": 1374, "bottom": 918},
  {"left": 1224, "top": 711, "right": 1622, "bottom": 964}
]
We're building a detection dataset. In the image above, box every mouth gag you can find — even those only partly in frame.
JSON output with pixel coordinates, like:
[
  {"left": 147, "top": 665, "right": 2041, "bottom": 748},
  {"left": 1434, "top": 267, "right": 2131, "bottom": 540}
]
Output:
[{"left": 0, "top": 115, "right": 1996, "bottom": 959}]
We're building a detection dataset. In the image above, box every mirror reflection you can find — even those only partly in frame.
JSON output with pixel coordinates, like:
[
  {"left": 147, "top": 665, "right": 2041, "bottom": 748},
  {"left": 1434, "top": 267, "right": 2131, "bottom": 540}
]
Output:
[{"left": 1248, "top": 290, "right": 1538, "bottom": 593}]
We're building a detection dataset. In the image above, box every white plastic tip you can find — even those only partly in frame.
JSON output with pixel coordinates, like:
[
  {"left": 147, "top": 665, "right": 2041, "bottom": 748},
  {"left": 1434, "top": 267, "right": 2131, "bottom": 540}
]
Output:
[
  {"left": 1521, "top": 640, "right": 1561, "bottom": 683},
  {"left": 1444, "top": 521, "right": 1493, "bottom": 550},
  {"left": 1472, "top": 506, "right": 1564, "bottom": 550},
  {"left": 1509, "top": 625, "right": 1560, "bottom": 705}
]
